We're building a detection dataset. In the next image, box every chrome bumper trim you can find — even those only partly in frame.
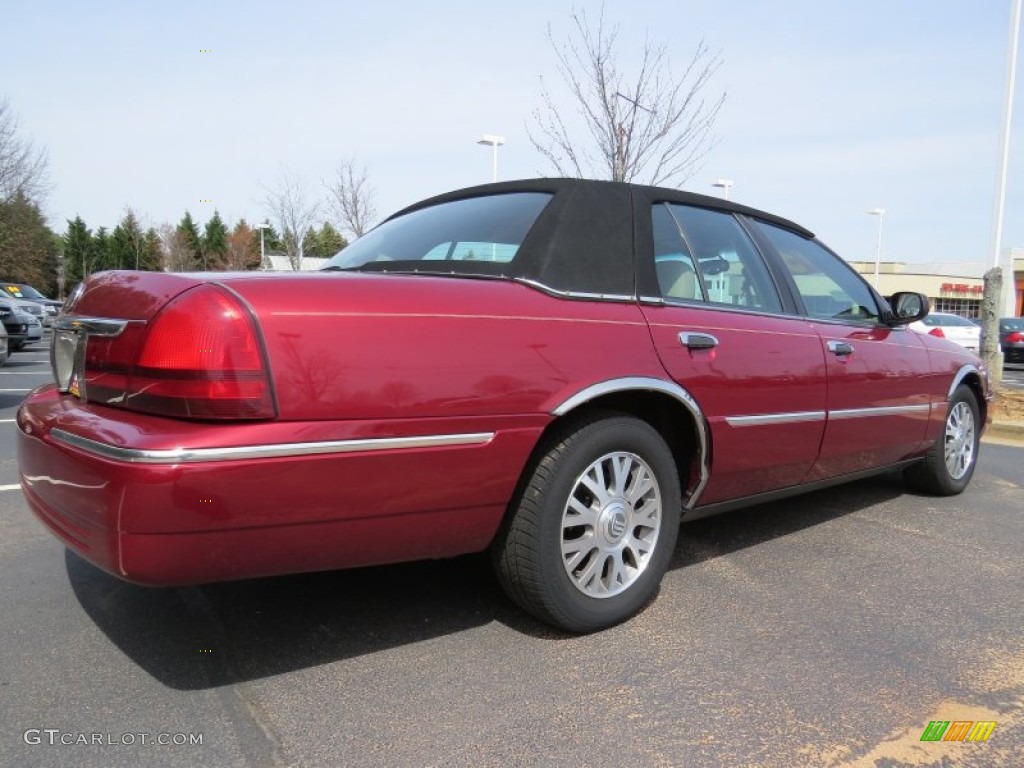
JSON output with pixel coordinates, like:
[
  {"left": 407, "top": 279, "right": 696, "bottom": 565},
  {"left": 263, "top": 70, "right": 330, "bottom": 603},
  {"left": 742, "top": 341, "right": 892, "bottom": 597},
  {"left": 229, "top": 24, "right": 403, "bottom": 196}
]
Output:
[{"left": 50, "top": 429, "right": 495, "bottom": 464}]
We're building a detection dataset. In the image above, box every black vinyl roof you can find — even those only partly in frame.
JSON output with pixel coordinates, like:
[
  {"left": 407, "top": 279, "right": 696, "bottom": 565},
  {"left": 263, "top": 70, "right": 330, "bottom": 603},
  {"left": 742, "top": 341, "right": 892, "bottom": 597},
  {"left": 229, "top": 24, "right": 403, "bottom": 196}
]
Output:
[
  {"left": 376, "top": 177, "right": 815, "bottom": 296},
  {"left": 389, "top": 177, "right": 814, "bottom": 239}
]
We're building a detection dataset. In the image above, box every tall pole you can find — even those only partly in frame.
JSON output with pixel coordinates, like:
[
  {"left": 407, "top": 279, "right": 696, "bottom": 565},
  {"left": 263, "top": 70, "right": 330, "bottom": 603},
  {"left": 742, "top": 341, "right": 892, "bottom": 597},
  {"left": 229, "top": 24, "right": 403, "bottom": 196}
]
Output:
[
  {"left": 991, "top": 0, "right": 1022, "bottom": 317},
  {"left": 477, "top": 135, "right": 505, "bottom": 182},
  {"left": 256, "top": 223, "right": 268, "bottom": 270}
]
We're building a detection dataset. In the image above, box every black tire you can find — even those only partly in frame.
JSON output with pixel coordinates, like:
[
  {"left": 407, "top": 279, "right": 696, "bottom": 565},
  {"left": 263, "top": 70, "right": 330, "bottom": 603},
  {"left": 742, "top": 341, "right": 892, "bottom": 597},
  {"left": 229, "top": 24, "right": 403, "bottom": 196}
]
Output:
[
  {"left": 493, "top": 414, "right": 682, "bottom": 633},
  {"left": 904, "top": 384, "right": 980, "bottom": 495},
  {"left": 10, "top": 342, "right": 23, "bottom": 352}
]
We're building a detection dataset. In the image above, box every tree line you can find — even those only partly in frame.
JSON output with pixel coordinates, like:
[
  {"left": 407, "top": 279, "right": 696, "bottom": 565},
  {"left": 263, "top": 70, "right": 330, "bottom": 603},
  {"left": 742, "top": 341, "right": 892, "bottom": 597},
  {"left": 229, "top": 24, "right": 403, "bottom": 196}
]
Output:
[{"left": 61, "top": 210, "right": 349, "bottom": 288}]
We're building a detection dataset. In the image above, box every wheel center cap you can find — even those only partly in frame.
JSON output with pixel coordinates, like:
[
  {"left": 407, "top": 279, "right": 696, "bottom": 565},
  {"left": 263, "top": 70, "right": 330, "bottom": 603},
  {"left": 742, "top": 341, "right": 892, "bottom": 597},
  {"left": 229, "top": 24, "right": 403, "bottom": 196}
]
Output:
[{"left": 600, "top": 502, "right": 629, "bottom": 544}]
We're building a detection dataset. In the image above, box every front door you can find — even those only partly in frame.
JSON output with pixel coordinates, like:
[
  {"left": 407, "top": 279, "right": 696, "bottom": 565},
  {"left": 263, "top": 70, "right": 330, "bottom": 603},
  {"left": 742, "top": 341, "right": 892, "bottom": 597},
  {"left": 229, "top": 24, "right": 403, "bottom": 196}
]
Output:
[
  {"left": 640, "top": 203, "right": 828, "bottom": 505},
  {"left": 749, "top": 220, "right": 935, "bottom": 480}
]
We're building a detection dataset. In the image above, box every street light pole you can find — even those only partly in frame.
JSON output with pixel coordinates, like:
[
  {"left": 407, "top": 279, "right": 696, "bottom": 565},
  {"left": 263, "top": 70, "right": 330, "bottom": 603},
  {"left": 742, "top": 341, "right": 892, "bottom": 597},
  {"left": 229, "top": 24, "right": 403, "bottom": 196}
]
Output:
[
  {"left": 255, "top": 223, "right": 269, "bottom": 270},
  {"left": 712, "top": 178, "right": 733, "bottom": 200},
  {"left": 991, "top": 0, "right": 1022, "bottom": 317},
  {"left": 477, "top": 134, "right": 506, "bottom": 182},
  {"left": 866, "top": 208, "right": 886, "bottom": 289}
]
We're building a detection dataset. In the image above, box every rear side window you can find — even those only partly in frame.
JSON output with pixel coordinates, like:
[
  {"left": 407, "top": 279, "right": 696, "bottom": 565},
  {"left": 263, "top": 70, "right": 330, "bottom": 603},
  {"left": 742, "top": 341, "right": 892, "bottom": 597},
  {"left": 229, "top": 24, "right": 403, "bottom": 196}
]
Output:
[
  {"left": 656, "top": 204, "right": 782, "bottom": 312},
  {"left": 755, "top": 222, "right": 880, "bottom": 324},
  {"left": 326, "top": 193, "right": 552, "bottom": 270}
]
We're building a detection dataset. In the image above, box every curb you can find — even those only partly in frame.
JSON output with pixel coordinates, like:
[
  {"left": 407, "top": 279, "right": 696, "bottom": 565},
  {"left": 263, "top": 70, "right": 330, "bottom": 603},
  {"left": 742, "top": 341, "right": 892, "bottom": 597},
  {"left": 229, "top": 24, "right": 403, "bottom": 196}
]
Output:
[{"left": 983, "top": 420, "right": 1024, "bottom": 444}]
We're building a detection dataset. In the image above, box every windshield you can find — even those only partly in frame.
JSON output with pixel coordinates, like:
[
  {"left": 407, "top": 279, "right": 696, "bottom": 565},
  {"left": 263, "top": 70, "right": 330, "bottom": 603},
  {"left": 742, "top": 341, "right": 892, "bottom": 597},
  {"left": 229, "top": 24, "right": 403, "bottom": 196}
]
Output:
[
  {"left": 324, "top": 193, "right": 552, "bottom": 273},
  {"left": 5, "top": 284, "right": 46, "bottom": 300}
]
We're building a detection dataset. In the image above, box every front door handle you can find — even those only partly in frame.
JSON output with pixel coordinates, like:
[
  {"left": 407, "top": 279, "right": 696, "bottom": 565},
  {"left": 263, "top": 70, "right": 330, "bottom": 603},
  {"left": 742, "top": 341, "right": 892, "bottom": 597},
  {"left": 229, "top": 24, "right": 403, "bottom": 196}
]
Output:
[
  {"left": 678, "top": 331, "right": 719, "bottom": 350},
  {"left": 827, "top": 340, "right": 855, "bottom": 356}
]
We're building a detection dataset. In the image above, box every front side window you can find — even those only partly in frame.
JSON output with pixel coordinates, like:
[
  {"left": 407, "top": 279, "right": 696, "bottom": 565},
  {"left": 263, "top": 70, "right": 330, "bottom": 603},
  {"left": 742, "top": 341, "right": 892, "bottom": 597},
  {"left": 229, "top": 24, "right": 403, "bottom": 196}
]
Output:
[
  {"left": 755, "top": 222, "right": 880, "bottom": 324},
  {"left": 661, "top": 204, "right": 782, "bottom": 312},
  {"left": 325, "top": 193, "right": 552, "bottom": 272}
]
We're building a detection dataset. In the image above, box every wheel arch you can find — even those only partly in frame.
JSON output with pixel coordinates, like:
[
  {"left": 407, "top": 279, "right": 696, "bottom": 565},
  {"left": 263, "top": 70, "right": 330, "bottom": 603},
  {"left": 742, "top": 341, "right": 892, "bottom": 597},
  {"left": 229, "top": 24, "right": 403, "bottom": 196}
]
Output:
[
  {"left": 949, "top": 364, "right": 989, "bottom": 427},
  {"left": 544, "top": 377, "right": 710, "bottom": 510}
]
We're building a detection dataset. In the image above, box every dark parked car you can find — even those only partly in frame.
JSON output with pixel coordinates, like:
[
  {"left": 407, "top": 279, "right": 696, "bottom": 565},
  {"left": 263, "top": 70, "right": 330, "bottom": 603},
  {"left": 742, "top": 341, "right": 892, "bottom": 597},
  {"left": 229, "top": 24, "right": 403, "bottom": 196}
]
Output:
[
  {"left": 18, "top": 179, "right": 992, "bottom": 632},
  {"left": 1001, "top": 317, "right": 1024, "bottom": 363}
]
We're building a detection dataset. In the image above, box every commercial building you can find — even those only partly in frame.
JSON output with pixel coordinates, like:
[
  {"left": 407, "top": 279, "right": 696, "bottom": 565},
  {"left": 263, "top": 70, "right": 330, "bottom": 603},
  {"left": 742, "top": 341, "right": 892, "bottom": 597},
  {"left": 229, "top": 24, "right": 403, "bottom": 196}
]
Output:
[{"left": 847, "top": 249, "right": 1024, "bottom": 318}]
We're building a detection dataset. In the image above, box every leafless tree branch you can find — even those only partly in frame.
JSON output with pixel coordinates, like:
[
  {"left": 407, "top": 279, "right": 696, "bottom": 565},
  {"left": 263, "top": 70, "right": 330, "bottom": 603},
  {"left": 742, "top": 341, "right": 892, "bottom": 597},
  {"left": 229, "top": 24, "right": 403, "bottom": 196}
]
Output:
[
  {"left": 326, "top": 158, "right": 377, "bottom": 239},
  {"left": 0, "top": 99, "right": 50, "bottom": 203},
  {"left": 528, "top": 6, "right": 725, "bottom": 187},
  {"left": 263, "top": 168, "right": 321, "bottom": 270}
]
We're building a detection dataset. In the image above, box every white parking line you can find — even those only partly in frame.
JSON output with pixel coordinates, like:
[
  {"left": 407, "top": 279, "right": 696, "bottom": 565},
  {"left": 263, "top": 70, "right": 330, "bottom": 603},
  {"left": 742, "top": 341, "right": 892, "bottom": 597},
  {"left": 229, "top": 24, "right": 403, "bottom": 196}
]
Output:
[
  {"left": 0, "top": 484, "right": 21, "bottom": 492},
  {"left": 0, "top": 419, "right": 16, "bottom": 423},
  {"left": 0, "top": 389, "right": 30, "bottom": 393},
  {"left": 0, "top": 371, "right": 52, "bottom": 374}
]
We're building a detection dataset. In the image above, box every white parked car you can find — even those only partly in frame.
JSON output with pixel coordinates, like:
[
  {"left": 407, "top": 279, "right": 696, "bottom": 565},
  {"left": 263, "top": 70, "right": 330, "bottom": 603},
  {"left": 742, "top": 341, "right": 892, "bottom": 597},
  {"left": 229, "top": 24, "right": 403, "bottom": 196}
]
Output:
[{"left": 909, "top": 312, "right": 982, "bottom": 352}]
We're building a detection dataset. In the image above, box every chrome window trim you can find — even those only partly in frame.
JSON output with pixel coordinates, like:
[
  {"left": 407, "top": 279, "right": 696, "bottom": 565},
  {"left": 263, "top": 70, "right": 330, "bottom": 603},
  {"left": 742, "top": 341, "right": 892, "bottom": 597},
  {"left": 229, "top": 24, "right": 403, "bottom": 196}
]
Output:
[
  {"left": 513, "top": 278, "right": 635, "bottom": 303},
  {"left": 50, "top": 429, "right": 495, "bottom": 465},
  {"left": 725, "top": 411, "right": 826, "bottom": 427},
  {"left": 551, "top": 376, "right": 710, "bottom": 510},
  {"left": 638, "top": 295, "right": 813, "bottom": 323},
  {"left": 827, "top": 404, "right": 931, "bottom": 420}
]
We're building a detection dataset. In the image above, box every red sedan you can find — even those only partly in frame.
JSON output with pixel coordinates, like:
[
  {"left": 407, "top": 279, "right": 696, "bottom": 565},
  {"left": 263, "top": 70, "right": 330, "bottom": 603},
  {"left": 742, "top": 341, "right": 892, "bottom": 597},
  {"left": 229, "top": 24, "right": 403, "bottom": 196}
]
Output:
[{"left": 18, "top": 179, "right": 991, "bottom": 632}]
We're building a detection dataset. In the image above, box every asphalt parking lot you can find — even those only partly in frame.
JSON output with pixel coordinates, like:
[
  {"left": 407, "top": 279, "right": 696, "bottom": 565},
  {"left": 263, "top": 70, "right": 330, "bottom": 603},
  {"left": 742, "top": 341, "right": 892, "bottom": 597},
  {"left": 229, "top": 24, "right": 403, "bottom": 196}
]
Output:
[
  {"left": 1001, "top": 362, "right": 1024, "bottom": 390},
  {"left": 0, "top": 335, "right": 1022, "bottom": 768}
]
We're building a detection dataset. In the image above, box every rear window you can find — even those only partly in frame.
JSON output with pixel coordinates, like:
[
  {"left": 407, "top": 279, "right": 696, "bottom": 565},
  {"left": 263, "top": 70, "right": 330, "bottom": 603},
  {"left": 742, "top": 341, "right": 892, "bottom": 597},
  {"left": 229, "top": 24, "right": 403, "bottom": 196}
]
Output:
[
  {"left": 325, "top": 193, "right": 552, "bottom": 273},
  {"left": 1001, "top": 318, "right": 1024, "bottom": 332}
]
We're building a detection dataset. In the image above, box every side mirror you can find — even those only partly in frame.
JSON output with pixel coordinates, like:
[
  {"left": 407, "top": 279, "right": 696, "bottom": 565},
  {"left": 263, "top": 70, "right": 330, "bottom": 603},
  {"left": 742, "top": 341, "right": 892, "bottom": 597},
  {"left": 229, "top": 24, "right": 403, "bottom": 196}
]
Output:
[{"left": 887, "top": 291, "right": 930, "bottom": 325}]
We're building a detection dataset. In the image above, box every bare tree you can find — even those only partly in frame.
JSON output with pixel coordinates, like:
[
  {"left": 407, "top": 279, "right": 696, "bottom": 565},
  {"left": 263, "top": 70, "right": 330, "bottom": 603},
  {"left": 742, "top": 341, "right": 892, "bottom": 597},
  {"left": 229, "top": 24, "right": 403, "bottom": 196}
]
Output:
[
  {"left": 528, "top": 7, "right": 725, "bottom": 187},
  {"left": 159, "top": 224, "right": 195, "bottom": 272},
  {"left": 0, "top": 99, "right": 50, "bottom": 203},
  {"left": 326, "top": 158, "right": 377, "bottom": 239},
  {"left": 264, "top": 169, "right": 321, "bottom": 270}
]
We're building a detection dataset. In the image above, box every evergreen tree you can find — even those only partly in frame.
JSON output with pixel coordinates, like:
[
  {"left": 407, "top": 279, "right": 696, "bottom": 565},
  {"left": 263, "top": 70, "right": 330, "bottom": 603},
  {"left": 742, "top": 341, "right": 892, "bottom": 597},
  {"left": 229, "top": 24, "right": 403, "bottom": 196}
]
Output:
[
  {"left": 109, "top": 221, "right": 132, "bottom": 271},
  {"left": 62, "top": 216, "right": 93, "bottom": 286},
  {"left": 140, "top": 227, "right": 163, "bottom": 271},
  {"left": 203, "top": 210, "right": 229, "bottom": 269},
  {"left": 303, "top": 221, "right": 347, "bottom": 259},
  {"left": 92, "top": 227, "right": 111, "bottom": 274},
  {"left": 176, "top": 212, "right": 202, "bottom": 270}
]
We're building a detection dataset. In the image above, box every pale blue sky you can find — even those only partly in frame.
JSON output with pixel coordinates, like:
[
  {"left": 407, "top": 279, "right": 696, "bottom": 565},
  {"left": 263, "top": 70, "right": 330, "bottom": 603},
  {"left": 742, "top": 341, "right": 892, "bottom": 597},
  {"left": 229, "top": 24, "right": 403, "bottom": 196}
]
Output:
[{"left": 2, "top": 0, "right": 1021, "bottom": 266}]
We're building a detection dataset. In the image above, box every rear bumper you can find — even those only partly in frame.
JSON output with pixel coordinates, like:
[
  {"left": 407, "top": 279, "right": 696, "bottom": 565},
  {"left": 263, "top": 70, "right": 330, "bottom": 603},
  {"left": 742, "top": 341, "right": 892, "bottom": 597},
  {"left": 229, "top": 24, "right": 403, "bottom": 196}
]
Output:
[{"left": 18, "top": 386, "right": 545, "bottom": 585}]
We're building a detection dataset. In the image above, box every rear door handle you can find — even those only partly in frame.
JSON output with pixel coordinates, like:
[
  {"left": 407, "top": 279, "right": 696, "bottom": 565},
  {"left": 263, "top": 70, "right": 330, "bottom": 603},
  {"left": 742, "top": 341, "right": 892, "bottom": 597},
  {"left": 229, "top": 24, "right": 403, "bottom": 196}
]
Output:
[
  {"left": 827, "top": 340, "right": 855, "bottom": 356},
  {"left": 678, "top": 332, "right": 719, "bottom": 350}
]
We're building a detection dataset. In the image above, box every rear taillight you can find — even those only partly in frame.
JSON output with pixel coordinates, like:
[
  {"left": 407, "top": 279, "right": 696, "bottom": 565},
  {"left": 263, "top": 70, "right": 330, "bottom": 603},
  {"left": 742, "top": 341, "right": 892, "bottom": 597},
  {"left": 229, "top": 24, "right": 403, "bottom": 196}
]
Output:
[
  {"left": 1007, "top": 331, "right": 1024, "bottom": 343},
  {"left": 928, "top": 328, "right": 945, "bottom": 339},
  {"left": 83, "top": 285, "right": 275, "bottom": 420}
]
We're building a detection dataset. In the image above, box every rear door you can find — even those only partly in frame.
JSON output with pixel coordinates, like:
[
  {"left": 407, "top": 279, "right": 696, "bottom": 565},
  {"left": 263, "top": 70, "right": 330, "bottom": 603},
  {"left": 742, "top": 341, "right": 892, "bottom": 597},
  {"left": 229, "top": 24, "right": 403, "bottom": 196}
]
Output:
[
  {"left": 748, "top": 220, "right": 935, "bottom": 480},
  {"left": 638, "top": 202, "right": 828, "bottom": 505}
]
